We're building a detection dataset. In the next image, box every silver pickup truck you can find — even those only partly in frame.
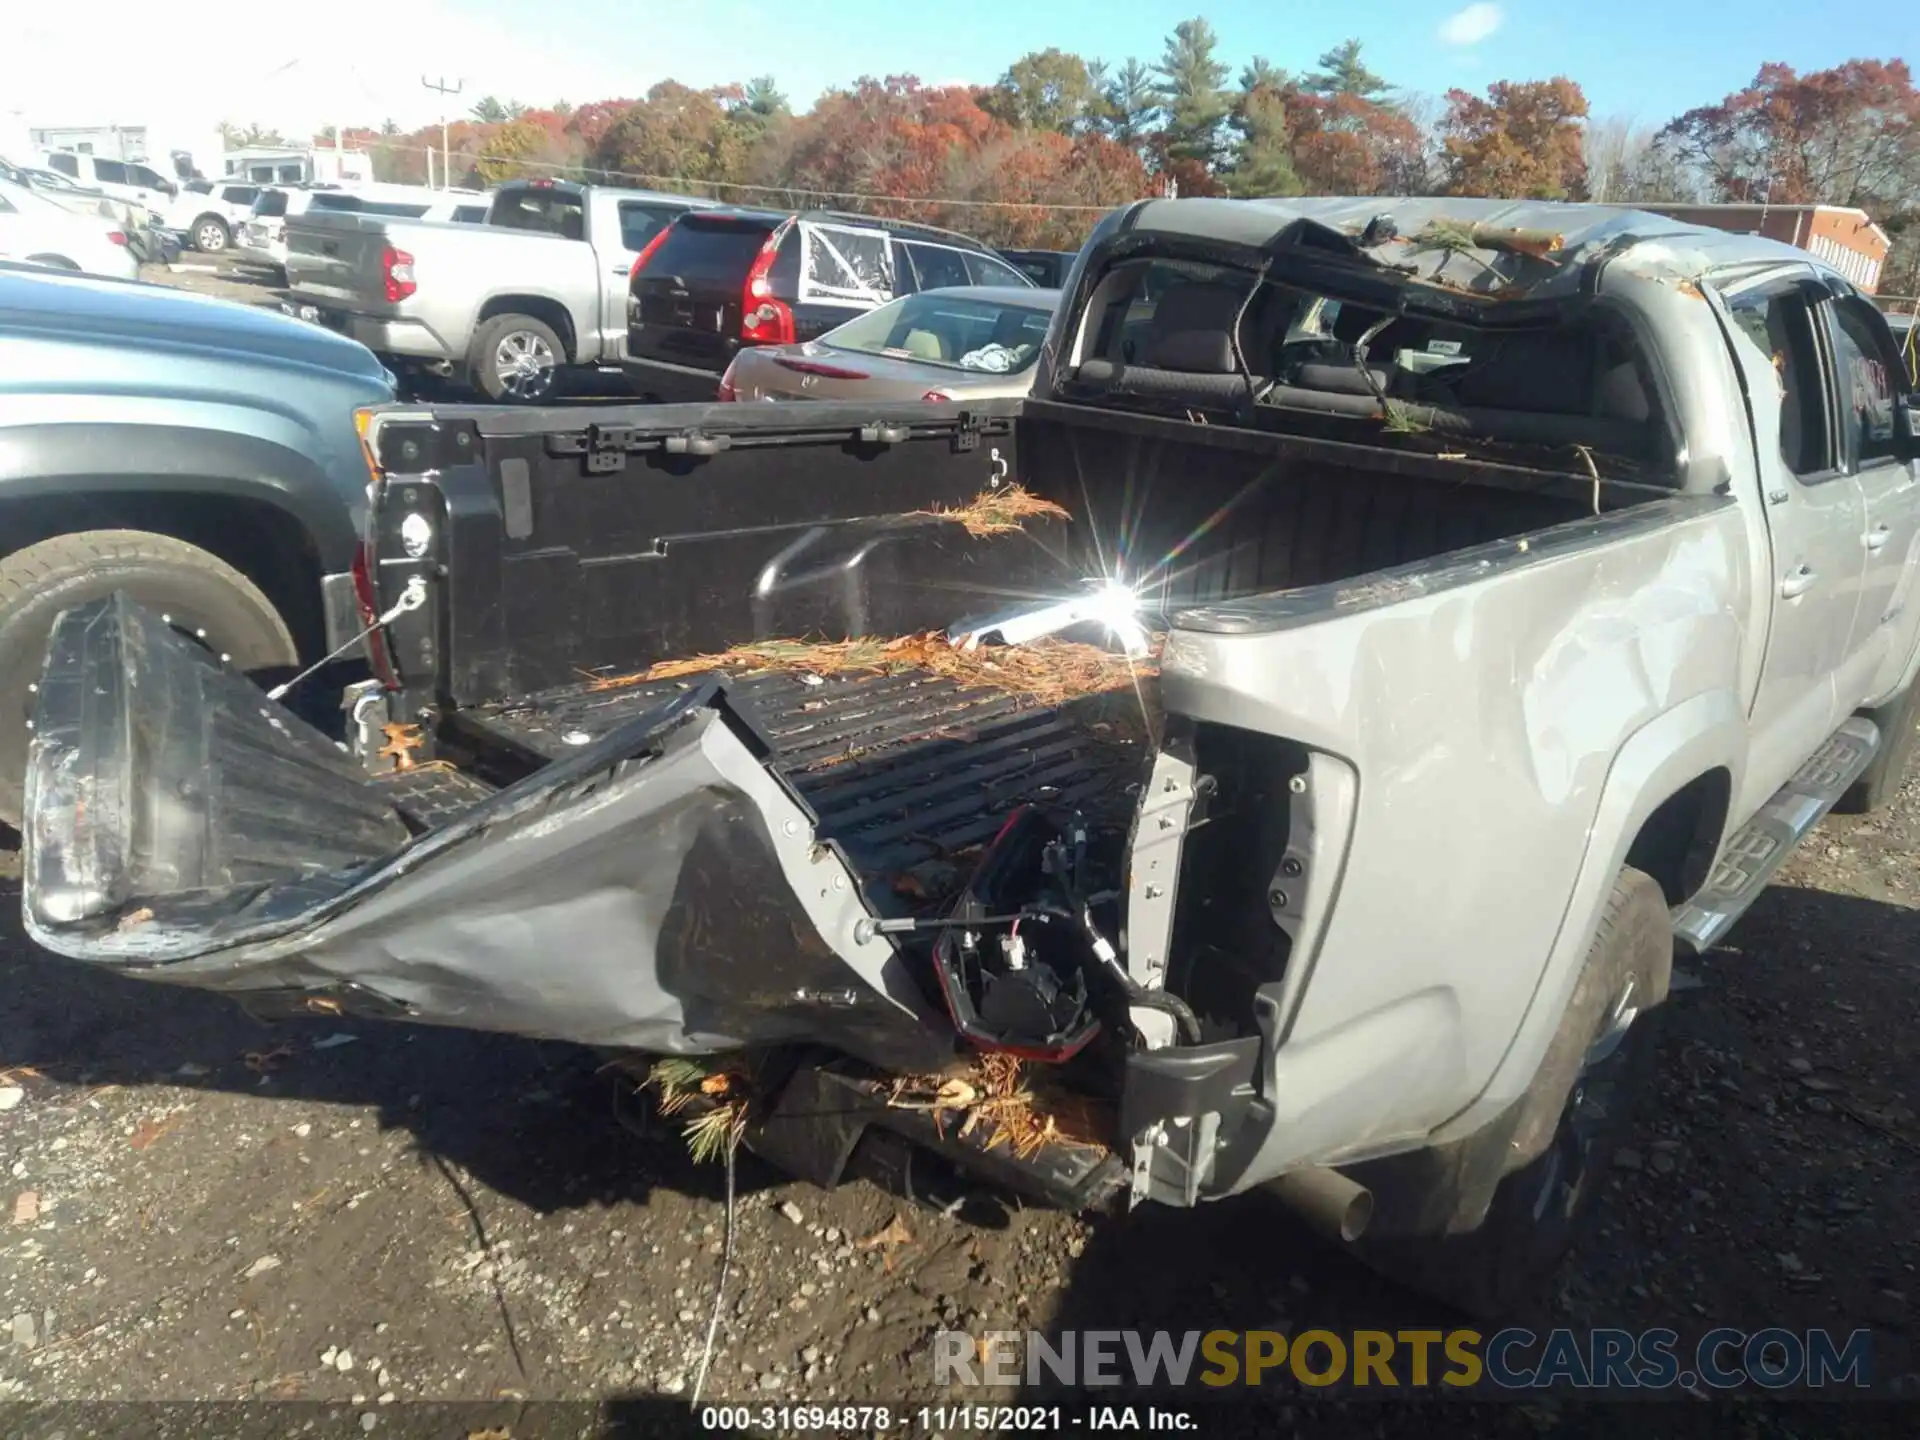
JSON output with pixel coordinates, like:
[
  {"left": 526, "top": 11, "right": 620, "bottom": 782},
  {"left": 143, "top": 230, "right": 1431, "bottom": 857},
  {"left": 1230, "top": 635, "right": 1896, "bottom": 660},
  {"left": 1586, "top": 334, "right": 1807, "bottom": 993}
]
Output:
[
  {"left": 22, "top": 197, "right": 1920, "bottom": 1317},
  {"left": 284, "top": 179, "right": 719, "bottom": 401}
]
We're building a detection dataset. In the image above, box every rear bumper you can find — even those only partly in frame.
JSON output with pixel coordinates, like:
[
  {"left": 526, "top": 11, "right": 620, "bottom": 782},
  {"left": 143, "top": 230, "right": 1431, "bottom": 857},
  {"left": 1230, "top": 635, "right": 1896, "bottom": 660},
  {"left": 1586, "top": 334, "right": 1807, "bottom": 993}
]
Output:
[
  {"left": 286, "top": 303, "right": 454, "bottom": 363},
  {"left": 23, "top": 594, "right": 951, "bottom": 1072},
  {"left": 620, "top": 354, "right": 727, "bottom": 403}
]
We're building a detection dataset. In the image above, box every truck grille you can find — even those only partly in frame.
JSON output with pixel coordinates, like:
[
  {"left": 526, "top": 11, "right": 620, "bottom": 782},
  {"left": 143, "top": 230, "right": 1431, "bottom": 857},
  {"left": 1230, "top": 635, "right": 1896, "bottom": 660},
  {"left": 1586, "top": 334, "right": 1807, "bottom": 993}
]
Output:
[{"left": 467, "top": 667, "right": 1157, "bottom": 914}]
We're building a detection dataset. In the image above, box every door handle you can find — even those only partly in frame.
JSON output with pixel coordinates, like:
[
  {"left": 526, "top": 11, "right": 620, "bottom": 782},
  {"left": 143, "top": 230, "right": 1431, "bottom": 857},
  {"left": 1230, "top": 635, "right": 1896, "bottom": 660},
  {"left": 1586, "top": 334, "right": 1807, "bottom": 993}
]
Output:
[
  {"left": 1866, "top": 524, "right": 1892, "bottom": 552},
  {"left": 1780, "top": 564, "right": 1818, "bottom": 599}
]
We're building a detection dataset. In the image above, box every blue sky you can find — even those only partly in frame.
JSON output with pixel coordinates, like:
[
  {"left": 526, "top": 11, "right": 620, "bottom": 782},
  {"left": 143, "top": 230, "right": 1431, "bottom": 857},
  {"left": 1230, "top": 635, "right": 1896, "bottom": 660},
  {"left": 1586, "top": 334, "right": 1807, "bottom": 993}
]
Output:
[
  {"left": 6, "top": 1, "right": 1910, "bottom": 145},
  {"left": 508, "top": 0, "right": 1906, "bottom": 127}
]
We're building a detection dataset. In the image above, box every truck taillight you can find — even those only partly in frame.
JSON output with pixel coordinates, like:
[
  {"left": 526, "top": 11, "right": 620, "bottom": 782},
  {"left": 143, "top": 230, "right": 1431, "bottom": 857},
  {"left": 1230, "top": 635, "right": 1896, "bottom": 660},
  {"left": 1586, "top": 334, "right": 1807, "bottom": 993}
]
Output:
[
  {"left": 105, "top": 230, "right": 129, "bottom": 247},
  {"left": 739, "top": 229, "right": 794, "bottom": 345},
  {"left": 350, "top": 407, "right": 402, "bottom": 690},
  {"left": 382, "top": 245, "right": 416, "bottom": 303},
  {"left": 716, "top": 358, "right": 740, "bottom": 402},
  {"left": 350, "top": 541, "right": 402, "bottom": 691},
  {"left": 923, "top": 389, "right": 956, "bottom": 402}
]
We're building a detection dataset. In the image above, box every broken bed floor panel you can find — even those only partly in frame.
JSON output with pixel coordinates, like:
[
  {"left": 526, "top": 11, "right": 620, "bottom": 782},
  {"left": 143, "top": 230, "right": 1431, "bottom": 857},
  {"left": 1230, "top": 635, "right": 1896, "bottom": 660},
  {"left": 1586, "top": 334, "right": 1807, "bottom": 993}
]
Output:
[{"left": 462, "top": 668, "right": 1156, "bottom": 916}]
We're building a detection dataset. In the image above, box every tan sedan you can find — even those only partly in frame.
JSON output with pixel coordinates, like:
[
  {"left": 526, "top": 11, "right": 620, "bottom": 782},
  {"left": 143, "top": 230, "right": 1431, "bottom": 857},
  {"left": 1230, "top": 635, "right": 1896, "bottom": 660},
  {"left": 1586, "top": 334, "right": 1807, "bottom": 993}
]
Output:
[{"left": 717, "top": 285, "right": 1060, "bottom": 402}]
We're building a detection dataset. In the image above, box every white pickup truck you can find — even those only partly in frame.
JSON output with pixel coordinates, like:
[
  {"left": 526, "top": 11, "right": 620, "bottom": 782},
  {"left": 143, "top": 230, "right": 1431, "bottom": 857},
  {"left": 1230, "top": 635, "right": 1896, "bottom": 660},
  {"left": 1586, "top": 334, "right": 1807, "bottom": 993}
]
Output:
[{"left": 283, "top": 178, "right": 721, "bottom": 401}]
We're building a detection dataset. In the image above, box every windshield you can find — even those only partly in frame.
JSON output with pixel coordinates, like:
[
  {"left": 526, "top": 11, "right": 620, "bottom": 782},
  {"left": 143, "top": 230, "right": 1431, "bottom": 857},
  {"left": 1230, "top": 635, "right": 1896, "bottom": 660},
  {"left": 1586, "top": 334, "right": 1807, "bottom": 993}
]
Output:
[{"left": 820, "top": 291, "right": 1056, "bottom": 373}]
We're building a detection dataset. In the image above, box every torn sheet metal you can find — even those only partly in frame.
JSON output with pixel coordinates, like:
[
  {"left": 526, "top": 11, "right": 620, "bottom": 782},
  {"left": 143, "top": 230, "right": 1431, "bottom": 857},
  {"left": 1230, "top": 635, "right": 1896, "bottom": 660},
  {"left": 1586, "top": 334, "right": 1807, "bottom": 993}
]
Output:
[{"left": 22, "top": 595, "right": 953, "bottom": 1072}]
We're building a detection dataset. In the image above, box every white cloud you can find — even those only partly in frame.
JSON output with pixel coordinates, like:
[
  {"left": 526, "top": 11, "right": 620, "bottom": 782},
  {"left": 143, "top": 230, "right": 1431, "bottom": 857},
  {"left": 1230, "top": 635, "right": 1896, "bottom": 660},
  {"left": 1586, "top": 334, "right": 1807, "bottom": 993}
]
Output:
[{"left": 1438, "top": 3, "right": 1503, "bottom": 46}]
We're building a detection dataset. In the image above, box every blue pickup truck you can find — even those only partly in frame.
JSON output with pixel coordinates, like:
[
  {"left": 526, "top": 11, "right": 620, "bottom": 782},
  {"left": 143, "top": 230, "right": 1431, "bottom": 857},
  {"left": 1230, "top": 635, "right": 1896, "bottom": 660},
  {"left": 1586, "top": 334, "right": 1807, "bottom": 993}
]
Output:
[{"left": 0, "top": 262, "right": 395, "bottom": 828}]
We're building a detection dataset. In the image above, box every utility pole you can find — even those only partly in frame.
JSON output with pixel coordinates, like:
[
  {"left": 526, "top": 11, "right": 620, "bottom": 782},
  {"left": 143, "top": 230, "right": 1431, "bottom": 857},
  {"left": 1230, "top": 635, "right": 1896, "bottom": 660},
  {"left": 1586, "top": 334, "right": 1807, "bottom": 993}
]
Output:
[{"left": 421, "top": 75, "right": 463, "bottom": 189}]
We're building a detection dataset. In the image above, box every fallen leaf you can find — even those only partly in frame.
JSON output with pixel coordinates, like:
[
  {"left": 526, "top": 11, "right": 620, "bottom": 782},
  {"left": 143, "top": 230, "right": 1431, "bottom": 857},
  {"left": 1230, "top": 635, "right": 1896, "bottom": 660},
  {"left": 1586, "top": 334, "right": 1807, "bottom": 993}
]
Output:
[
  {"left": 12, "top": 1191, "right": 39, "bottom": 1225},
  {"left": 129, "top": 1116, "right": 182, "bottom": 1150},
  {"left": 864, "top": 1213, "right": 913, "bottom": 1259},
  {"left": 114, "top": 906, "right": 155, "bottom": 933},
  {"left": 468, "top": 1428, "right": 512, "bottom": 1440}
]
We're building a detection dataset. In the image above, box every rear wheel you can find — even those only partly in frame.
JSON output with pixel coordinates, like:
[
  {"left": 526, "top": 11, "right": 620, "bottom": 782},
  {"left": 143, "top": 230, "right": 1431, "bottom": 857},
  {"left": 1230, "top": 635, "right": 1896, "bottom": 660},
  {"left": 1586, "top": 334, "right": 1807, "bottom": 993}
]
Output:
[
  {"left": 193, "top": 216, "right": 231, "bottom": 253},
  {"left": 1355, "top": 867, "right": 1670, "bottom": 1317},
  {"left": 1836, "top": 676, "right": 1920, "bottom": 813},
  {"left": 469, "top": 313, "right": 563, "bottom": 402},
  {"left": 0, "top": 531, "right": 297, "bottom": 828}
]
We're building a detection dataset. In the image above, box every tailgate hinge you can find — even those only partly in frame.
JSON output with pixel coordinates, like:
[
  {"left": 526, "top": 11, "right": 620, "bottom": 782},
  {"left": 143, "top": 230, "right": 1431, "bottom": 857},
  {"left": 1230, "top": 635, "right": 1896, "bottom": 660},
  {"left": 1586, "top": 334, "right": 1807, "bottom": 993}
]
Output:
[{"left": 584, "top": 424, "right": 637, "bottom": 473}]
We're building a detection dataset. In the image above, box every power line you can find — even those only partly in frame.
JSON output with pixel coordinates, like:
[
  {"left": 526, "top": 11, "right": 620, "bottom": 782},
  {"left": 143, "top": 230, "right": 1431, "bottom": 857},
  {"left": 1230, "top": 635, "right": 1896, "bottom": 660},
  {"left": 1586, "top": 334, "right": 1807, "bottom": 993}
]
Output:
[{"left": 337, "top": 133, "right": 1137, "bottom": 213}]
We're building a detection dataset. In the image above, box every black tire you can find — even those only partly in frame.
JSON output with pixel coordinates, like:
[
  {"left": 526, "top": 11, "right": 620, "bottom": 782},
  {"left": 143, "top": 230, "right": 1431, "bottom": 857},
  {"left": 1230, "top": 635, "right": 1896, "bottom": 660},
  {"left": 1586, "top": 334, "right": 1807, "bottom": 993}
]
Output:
[
  {"left": 0, "top": 531, "right": 297, "bottom": 828},
  {"left": 25, "top": 255, "right": 80, "bottom": 271},
  {"left": 192, "top": 215, "right": 231, "bottom": 253},
  {"left": 1354, "top": 868, "right": 1670, "bottom": 1318},
  {"left": 468, "top": 313, "right": 564, "bottom": 403},
  {"left": 1836, "top": 676, "right": 1920, "bottom": 813}
]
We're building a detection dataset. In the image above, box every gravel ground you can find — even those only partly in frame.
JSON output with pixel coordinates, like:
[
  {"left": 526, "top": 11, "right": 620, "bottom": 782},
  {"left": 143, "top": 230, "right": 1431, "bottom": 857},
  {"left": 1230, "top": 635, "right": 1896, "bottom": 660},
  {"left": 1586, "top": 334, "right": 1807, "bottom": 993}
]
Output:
[{"left": 0, "top": 261, "right": 1913, "bottom": 1432}]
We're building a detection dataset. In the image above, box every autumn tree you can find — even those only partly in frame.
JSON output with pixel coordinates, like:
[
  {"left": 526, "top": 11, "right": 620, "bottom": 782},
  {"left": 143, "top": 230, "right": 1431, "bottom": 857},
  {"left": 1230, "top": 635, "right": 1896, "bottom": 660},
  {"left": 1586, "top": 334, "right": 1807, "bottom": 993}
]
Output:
[
  {"left": 593, "top": 82, "right": 761, "bottom": 194},
  {"left": 1655, "top": 60, "right": 1920, "bottom": 207},
  {"left": 1441, "top": 77, "right": 1590, "bottom": 199},
  {"left": 982, "top": 49, "right": 1106, "bottom": 134},
  {"left": 1306, "top": 40, "right": 1388, "bottom": 101},
  {"left": 218, "top": 122, "right": 288, "bottom": 148},
  {"left": 1288, "top": 92, "right": 1426, "bottom": 195},
  {"left": 1154, "top": 18, "right": 1231, "bottom": 171}
]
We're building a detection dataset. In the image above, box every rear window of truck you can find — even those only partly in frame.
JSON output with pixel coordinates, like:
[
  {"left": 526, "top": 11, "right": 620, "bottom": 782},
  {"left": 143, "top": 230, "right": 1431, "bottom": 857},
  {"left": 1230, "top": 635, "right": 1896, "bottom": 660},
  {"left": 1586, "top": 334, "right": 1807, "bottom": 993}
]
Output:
[{"left": 490, "top": 187, "right": 588, "bottom": 240}]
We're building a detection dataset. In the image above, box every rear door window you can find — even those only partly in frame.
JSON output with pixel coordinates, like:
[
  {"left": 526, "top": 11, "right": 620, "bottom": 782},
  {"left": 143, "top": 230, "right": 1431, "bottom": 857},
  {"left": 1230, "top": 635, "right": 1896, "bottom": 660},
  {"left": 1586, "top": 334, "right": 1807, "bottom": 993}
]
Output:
[
  {"left": 799, "top": 221, "right": 894, "bottom": 304},
  {"left": 46, "top": 153, "right": 79, "bottom": 178},
  {"left": 901, "top": 242, "right": 970, "bottom": 292},
  {"left": 1827, "top": 297, "right": 1905, "bottom": 469},
  {"left": 92, "top": 159, "right": 130, "bottom": 185},
  {"left": 966, "top": 251, "right": 1033, "bottom": 288}
]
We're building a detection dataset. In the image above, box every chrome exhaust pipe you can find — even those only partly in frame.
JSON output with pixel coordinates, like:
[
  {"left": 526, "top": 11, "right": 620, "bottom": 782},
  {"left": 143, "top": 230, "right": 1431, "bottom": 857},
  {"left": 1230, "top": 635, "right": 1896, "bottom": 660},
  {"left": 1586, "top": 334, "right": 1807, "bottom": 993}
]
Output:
[{"left": 1269, "top": 1167, "right": 1373, "bottom": 1243}]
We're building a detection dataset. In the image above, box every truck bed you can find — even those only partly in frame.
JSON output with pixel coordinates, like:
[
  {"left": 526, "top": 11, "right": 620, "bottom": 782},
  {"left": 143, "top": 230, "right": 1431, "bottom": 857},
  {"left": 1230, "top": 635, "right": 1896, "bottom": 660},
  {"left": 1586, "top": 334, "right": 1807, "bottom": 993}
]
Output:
[{"left": 455, "top": 663, "right": 1157, "bottom": 917}]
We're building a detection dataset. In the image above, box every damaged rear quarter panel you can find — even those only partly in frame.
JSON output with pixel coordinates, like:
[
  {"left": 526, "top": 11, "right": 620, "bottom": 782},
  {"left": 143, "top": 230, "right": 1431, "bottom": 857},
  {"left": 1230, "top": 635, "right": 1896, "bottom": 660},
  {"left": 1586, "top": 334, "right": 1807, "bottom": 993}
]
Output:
[{"left": 1160, "top": 497, "right": 1750, "bottom": 1174}]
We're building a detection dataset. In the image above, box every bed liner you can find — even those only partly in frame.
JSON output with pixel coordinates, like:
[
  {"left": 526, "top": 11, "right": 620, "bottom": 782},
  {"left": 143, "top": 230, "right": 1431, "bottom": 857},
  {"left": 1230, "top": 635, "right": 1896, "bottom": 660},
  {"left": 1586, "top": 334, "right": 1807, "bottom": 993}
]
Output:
[{"left": 458, "top": 663, "right": 1158, "bottom": 917}]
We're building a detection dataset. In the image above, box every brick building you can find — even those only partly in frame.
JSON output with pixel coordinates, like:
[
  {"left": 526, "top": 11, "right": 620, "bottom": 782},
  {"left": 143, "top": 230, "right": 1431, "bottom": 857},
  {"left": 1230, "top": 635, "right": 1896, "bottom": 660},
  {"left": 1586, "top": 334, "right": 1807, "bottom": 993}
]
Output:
[{"left": 1637, "top": 203, "right": 1891, "bottom": 293}]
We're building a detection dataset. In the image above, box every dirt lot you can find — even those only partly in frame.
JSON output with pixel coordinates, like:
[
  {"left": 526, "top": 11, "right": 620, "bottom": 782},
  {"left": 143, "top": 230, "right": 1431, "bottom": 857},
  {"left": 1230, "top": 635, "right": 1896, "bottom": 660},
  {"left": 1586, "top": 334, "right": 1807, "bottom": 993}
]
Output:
[{"left": 0, "top": 263, "right": 1913, "bottom": 1433}]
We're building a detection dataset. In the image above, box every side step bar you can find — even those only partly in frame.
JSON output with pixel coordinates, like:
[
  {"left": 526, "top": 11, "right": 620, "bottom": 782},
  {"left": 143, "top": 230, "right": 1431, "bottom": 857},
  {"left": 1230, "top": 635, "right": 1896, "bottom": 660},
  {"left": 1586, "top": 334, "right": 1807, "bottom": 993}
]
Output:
[{"left": 1671, "top": 716, "right": 1880, "bottom": 953}]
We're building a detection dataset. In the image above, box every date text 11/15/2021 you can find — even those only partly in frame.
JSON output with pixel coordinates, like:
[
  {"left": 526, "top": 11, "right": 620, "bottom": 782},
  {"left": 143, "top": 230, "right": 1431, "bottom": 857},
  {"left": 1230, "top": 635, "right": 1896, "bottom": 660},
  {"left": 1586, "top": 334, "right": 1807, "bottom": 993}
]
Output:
[{"left": 698, "top": 1405, "right": 1197, "bottom": 1431}]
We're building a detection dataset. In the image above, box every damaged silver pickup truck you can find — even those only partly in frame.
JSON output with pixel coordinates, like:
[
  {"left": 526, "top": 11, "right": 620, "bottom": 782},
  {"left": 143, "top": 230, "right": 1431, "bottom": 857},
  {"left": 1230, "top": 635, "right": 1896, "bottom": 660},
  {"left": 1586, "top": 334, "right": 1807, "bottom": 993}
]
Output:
[{"left": 22, "top": 197, "right": 1920, "bottom": 1316}]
